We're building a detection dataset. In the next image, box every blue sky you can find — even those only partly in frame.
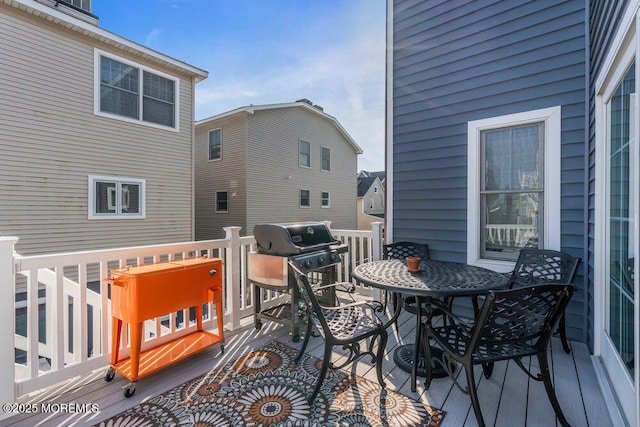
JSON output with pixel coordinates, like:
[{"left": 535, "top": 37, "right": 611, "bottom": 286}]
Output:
[{"left": 93, "top": 0, "right": 386, "bottom": 172}]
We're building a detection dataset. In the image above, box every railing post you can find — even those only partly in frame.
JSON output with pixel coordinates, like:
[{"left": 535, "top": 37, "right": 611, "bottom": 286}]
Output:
[
  {"left": 371, "top": 222, "right": 384, "bottom": 260},
  {"left": 0, "top": 236, "right": 19, "bottom": 412},
  {"left": 223, "top": 227, "right": 242, "bottom": 331}
]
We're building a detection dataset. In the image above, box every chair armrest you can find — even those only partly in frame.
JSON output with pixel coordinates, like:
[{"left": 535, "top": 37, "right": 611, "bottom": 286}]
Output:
[
  {"left": 314, "top": 281, "right": 356, "bottom": 293},
  {"left": 426, "top": 297, "right": 474, "bottom": 327}
]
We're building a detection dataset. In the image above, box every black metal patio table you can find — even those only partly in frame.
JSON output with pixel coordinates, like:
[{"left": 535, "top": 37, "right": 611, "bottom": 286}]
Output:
[{"left": 352, "top": 259, "right": 509, "bottom": 388}]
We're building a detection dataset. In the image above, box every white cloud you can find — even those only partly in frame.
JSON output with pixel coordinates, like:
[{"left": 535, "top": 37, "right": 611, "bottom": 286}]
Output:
[{"left": 194, "top": 0, "right": 386, "bottom": 171}]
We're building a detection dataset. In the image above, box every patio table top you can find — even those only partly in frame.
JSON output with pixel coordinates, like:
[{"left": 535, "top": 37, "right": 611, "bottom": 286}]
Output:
[{"left": 352, "top": 259, "right": 509, "bottom": 297}]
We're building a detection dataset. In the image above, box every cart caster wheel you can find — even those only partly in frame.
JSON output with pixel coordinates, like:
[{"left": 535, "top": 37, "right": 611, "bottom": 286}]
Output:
[
  {"left": 124, "top": 384, "right": 136, "bottom": 398},
  {"left": 220, "top": 344, "right": 225, "bottom": 354},
  {"left": 104, "top": 368, "right": 116, "bottom": 382},
  {"left": 255, "top": 321, "right": 262, "bottom": 330},
  {"left": 292, "top": 334, "right": 300, "bottom": 343}
]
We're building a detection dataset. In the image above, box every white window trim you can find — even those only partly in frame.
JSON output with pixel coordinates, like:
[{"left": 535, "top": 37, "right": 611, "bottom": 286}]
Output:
[
  {"left": 215, "top": 190, "right": 228, "bottom": 213},
  {"left": 299, "top": 188, "right": 311, "bottom": 208},
  {"left": 208, "top": 128, "right": 222, "bottom": 161},
  {"left": 466, "top": 106, "right": 561, "bottom": 272},
  {"left": 88, "top": 175, "right": 146, "bottom": 219},
  {"left": 93, "top": 49, "right": 180, "bottom": 132},
  {"left": 321, "top": 191, "right": 330, "bottom": 208}
]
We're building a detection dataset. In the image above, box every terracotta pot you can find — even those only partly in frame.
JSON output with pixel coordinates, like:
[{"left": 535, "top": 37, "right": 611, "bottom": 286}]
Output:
[{"left": 406, "top": 256, "right": 421, "bottom": 272}]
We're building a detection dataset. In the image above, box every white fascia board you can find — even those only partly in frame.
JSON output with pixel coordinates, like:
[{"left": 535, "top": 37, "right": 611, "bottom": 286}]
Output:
[{"left": 8, "top": 0, "right": 208, "bottom": 81}]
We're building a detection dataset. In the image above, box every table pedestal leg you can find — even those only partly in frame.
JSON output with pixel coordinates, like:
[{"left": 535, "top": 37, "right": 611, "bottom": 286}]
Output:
[{"left": 393, "top": 343, "right": 451, "bottom": 379}]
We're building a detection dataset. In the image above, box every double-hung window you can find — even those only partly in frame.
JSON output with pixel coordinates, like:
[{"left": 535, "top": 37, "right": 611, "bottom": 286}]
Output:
[
  {"left": 95, "top": 50, "right": 178, "bottom": 130},
  {"left": 299, "top": 140, "right": 311, "bottom": 167},
  {"left": 321, "top": 146, "right": 331, "bottom": 171},
  {"left": 467, "top": 107, "right": 560, "bottom": 268},
  {"left": 321, "top": 191, "right": 330, "bottom": 207},
  {"left": 89, "top": 175, "right": 145, "bottom": 219},
  {"left": 300, "top": 189, "right": 310, "bottom": 207},
  {"left": 209, "top": 129, "right": 222, "bottom": 160},
  {"left": 215, "top": 191, "right": 228, "bottom": 213}
]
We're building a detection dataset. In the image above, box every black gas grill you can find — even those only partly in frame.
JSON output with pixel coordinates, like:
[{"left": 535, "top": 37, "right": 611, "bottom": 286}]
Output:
[{"left": 248, "top": 222, "right": 348, "bottom": 341}]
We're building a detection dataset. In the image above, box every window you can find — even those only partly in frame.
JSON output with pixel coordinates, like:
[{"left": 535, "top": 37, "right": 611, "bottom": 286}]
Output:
[
  {"left": 215, "top": 191, "right": 228, "bottom": 213},
  {"left": 299, "top": 140, "right": 311, "bottom": 167},
  {"left": 89, "top": 175, "right": 145, "bottom": 219},
  {"left": 481, "top": 123, "right": 544, "bottom": 259},
  {"left": 95, "top": 50, "right": 178, "bottom": 130},
  {"left": 209, "top": 129, "right": 222, "bottom": 160},
  {"left": 300, "top": 189, "right": 310, "bottom": 207},
  {"left": 467, "top": 106, "right": 560, "bottom": 269},
  {"left": 321, "top": 191, "right": 330, "bottom": 207},
  {"left": 321, "top": 146, "right": 331, "bottom": 171}
]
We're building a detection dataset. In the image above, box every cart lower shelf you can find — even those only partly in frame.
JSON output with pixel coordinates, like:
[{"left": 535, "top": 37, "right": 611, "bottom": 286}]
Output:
[{"left": 106, "top": 330, "right": 223, "bottom": 397}]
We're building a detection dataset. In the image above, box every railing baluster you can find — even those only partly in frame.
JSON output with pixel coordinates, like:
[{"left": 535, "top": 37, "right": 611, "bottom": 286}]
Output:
[{"left": 8, "top": 225, "right": 384, "bottom": 398}]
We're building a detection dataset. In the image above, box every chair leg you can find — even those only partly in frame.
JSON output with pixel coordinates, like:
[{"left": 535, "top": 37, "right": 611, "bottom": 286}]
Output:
[
  {"left": 392, "top": 292, "right": 401, "bottom": 336},
  {"left": 295, "top": 317, "right": 313, "bottom": 364},
  {"left": 411, "top": 306, "right": 422, "bottom": 392},
  {"left": 375, "top": 332, "right": 387, "bottom": 388},
  {"left": 308, "top": 344, "right": 332, "bottom": 403},
  {"left": 537, "top": 352, "right": 571, "bottom": 427},
  {"left": 465, "top": 364, "right": 486, "bottom": 427},
  {"left": 559, "top": 313, "right": 571, "bottom": 353},
  {"left": 423, "top": 327, "right": 433, "bottom": 389}
]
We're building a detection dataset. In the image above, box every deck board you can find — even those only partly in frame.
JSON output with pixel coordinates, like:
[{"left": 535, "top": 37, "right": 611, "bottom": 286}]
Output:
[{"left": 4, "top": 310, "right": 614, "bottom": 427}]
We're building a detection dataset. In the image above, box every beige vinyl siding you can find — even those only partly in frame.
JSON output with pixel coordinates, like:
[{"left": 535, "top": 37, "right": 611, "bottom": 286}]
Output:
[
  {"left": 245, "top": 107, "right": 357, "bottom": 234},
  {"left": 194, "top": 115, "right": 248, "bottom": 239},
  {"left": 0, "top": 5, "right": 196, "bottom": 255}
]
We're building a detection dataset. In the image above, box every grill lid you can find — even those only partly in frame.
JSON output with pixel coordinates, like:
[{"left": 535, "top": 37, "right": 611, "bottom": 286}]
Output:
[{"left": 253, "top": 222, "right": 340, "bottom": 255}]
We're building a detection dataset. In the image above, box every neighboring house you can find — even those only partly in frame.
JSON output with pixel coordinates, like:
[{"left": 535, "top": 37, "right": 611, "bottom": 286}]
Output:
[
  {"left": 0, "top": 0, "right": 208, "bottom": 256},
  {"left": 356, "top": 171, "right": 385, "bottom": 229},
  {"left": 194, "top": 100, "right": 362, "bottom": 239},
  {"left": 388, "top": 0, "right": 637, "bottom": 424}
]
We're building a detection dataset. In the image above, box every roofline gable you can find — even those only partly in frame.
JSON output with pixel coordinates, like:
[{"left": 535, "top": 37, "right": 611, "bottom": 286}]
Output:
[
  {"left": 7, "top": 0, "right": 208, "bottom": 81},
  {"left": 196, "top": 101, "right": 363, "bottom": 154}
]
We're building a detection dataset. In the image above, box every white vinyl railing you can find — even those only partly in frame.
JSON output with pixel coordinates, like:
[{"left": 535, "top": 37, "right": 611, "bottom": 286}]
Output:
[{"left": 0, "top": 222, "right": 383, "bottom": 408}]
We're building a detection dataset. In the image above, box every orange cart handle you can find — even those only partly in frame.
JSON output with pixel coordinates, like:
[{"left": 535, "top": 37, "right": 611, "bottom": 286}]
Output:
[{"left": 103, "top": 278, "right": 127, "bottom": 288}]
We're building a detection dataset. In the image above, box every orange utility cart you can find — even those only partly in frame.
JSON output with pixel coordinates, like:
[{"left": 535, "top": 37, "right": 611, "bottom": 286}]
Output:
[{"left": 104, "top": 257, "right": 224, "bottom": 397}]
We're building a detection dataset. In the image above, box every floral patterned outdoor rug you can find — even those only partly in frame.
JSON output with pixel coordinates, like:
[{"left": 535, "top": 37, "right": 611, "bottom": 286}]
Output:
[{"left": 96, "top": 340, "right": 444, "bottom": 426}]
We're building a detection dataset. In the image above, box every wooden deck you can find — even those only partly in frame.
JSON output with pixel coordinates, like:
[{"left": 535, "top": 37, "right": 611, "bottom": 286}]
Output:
[{"left": 4, "top": 309, "right": 614, "bottom": 427}]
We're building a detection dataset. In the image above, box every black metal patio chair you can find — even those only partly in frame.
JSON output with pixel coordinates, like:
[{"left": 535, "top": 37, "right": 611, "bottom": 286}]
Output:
[
  {"left": 290, "top": 262, "right": 388, "bottom": 403},
  {"left": 382, "top": 241, "right": 449, "bottom": 391},
  {"left": 422, "top": 283, "right": 575, "bottom": 427},
  {"left": 507, "top": 249, "right": 581, "bottom": 353}
]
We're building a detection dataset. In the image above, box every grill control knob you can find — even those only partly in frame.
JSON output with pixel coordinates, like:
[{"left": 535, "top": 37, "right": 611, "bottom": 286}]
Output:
[
  {"left": 319, "top": 256, "right": 327, "bottom": 265},
  {"left": 305, "top": 259, "right": 313, "bottom": 268},
  {"left": 330, "top": 253, "right": 339, "bottom": 262}
]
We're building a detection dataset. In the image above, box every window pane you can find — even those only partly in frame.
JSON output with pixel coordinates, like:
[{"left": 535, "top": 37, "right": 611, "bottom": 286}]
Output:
[
  {"left": 209, "top": 129, "right": 222, "bottom": 160},
  {"left": 321, "top": 147, "right": 330, "bottom": 171},
  {"left": 299, "top": 140, "right": 310, "bottom": 167},
  {"left": 95, "top": 181, "right": 116, "bottom": 214},
  {"left": 483, "top": 192, "right": 539, "bottom": 253},
  {"left": 216, "top": 191, "right": 228, "bottom": 212},
  {"left": 608, "top": 62, "right": 635, "bottom": 374},
  {"left": 484, "top": 125, "right": 541, "bottom": 191},
  {"left": 481, "top": 123, "right": 543, "bottom": 259},
  {"left": 321, "top": 191, "right": 329, "bottom": 207},
  {"left": 300, "top": 189, "right": 310, "bottom": 207},
  {"left": 122, "top": 183, "right": 140, "bottom": 214},
  {"left": 143, "top": 71, "right": 175, "bottom": 127},
  {"left": 100, "top": 57, "right": 139, "bottom": 119}
]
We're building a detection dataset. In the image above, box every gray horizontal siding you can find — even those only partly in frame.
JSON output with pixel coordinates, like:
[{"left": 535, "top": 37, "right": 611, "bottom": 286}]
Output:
[
  {"left": 392, "top": 0, "right": 587, "bottom": 341},
  {"left": 245, "top": 107, "right": 358, "bottom": 234},
  {"left": 194, "top": 114, "right": 248, "bottom": 240},
  {"left": 0, "top": 5, "right": 197, "bottom": 255}
]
